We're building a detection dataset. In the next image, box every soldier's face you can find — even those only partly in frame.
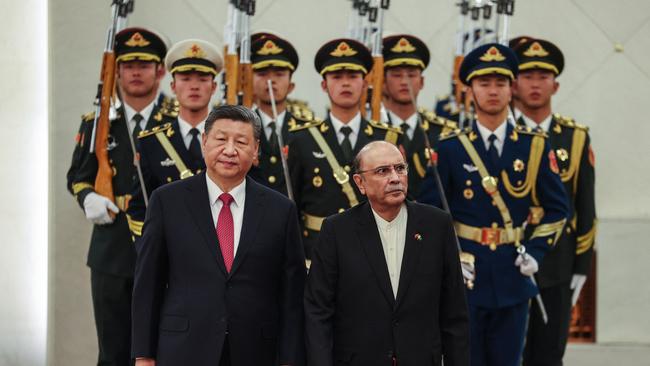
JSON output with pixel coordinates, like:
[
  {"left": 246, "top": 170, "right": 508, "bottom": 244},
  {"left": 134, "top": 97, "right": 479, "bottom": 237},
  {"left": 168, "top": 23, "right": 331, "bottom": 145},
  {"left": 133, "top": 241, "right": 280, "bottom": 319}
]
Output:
[
  {"left": 321, "top": 70, "right": 367, "bottom": 109},
  {"left": 117, "top": 61, "right": 164, "bottom": 98},
  {"left": 513, "top": 70, "right": 559, "bottom": 110},
  {"left": 202, "top": 119, "right": 259, "bottom": 184},
  {"left": 353, "top": 143, "right": 408, "bottom": 209},
  {"left": 470, "top": 75, "right": 512, "bottom": 115},
  {"left": 171, "top": 72, "right": 217, "bottom": 112},
  {"left": 253, "top": 67, "right": 295, "bottom": 106},
  {"left": 383, "top": 66, "right": 424, "bottom": 104}
]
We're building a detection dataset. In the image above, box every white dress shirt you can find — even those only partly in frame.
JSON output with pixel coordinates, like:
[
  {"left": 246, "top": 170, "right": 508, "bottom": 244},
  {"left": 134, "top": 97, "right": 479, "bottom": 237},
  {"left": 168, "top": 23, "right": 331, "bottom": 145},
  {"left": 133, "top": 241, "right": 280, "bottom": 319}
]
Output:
[
  {"left": 329, "top": 112, "right": 362, "bottom": 148},
  {"left": 371, "top": 204, "right": 408, "bottom": 298},
  {"left": 206, "top": 175, "right": 247, "bottom": 256},
  {"left": 521, "top": 113, "right": 553, "bottom": 133},
  {"left": 476, "top": 119, "right": 508, "bottom": 156},
  {"left": 123, "top": 100, "right": 156, "bottom": 135},
  {"left": 257, "top": 108, "right": 287, "bottom": 141},
  {"left": 177, "top": 116, "right": 207, "bottom": 150},
  {"left": 387, "top": 111, "right": 418, "bottom": 140}
]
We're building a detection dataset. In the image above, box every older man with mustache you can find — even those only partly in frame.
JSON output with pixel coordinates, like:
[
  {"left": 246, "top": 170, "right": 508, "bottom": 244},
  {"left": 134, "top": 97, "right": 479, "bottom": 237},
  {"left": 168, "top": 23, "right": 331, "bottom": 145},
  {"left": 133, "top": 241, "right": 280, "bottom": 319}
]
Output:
[{"left": 305, "top": 141, "right": 470, "bottom": 366}]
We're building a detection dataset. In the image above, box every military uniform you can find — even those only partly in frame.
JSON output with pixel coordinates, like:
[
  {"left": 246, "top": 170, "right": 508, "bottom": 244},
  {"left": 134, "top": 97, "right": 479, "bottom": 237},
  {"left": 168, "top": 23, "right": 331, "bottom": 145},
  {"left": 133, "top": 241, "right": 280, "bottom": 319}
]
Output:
[
  {"left": 126, "top": 39, "right": 223, "bottom": 238},
  {"left": 66, "top": 27, "right": 168, "bottom": 366},
  {"left": 381, "top": 34, "right": 457, "bottom": 198},
  {"left": 418, "top": 43, "right": 569, "bottom": 366},
  {"left": 513, "top": 39, "right": 597, "bottom": 366}
]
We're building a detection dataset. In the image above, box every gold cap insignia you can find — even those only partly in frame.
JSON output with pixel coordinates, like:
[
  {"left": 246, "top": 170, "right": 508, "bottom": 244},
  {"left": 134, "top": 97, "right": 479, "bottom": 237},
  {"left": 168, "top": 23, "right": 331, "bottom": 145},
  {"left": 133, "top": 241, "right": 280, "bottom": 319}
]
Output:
[
  {"left": 480, "top": 46, "right": 506, "bottom": 62},
  {"left": 125, "top": 32, "right": 150, "bottom": 47},
  {"left": 185, "top": 44, "right": 206, "bottom": 58},
  {"left": 330, "top": 42, "right": 357, "bottom": 57},
  {"left": 391, "top": 37, "right": 416, "bottom": 53},
  {"left": 523, "top": 42, "right": 549, "bottom": 57},
  {"left": 257, "top": 40, "right": 283, "bottom": 55}
]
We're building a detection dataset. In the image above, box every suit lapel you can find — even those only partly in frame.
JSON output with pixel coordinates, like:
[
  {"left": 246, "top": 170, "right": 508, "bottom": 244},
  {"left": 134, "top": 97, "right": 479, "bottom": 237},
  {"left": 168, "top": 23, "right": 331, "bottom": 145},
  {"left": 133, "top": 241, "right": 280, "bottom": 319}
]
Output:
[
  {"left": 229, "top": 178, "right": 265, "bottom": 276},
  {"left": 357, "top": 203, "right": 396, "bottom": 308},
  {"left": 185, "top": 173, "right": 227, "bottom": 275},
  {"left": 395, "top": 201, "right": 424, "bottom": 307}
]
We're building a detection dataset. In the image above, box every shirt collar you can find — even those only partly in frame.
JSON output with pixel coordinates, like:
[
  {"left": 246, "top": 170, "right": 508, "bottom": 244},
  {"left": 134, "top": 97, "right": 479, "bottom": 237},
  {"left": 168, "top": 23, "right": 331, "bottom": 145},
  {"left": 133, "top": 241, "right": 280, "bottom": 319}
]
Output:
[
  {"left": 521, "top": 113, "right": 553, "bottom": 132},
  {"left": 476, "top": 118, "right": 508, "bottom": 146},
  {"left": 177, "top": 115, "right": 207, "bottom": 138},
  {"left": 329, "top": 112, "right": 362, "bottom": 135},
  {"left": 206, "top": 174, "right": 247, "bottom": 209},
  {"left": 123, "top": 99, "right": 156, "bottom": 125},
  {"left": 388, "top": 111, "right": 418, "bottom": 130},
  {"left": 371, "top": 203, "right": 407, "bottom": 231},
  {"left": 257, "top": 108, "right": 286, "bottom": 130}
]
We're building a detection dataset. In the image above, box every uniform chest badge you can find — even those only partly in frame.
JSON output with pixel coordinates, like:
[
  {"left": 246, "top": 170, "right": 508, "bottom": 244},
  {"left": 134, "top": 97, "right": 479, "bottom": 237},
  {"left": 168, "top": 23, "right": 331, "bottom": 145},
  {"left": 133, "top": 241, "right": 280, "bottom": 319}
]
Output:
[
  {"left": 160, "top": 158, "right": 176, "bottom": 167},
  {"left": 312, "top": 151, "right": 326, "bottom": 159},
  {"left": 312, "top": 175, "right": 323, "bottom": 188},
  {"left": 106, "top": 135, "right": 118, "bottom": 151},
  {"left": 463, "top": 188, "right": 474, "bottom": 199},
  {"left": 513, "top": 159, "right": 525, "bottom": 172},
  {"left": 548, "top": 150, "right": 560, "bottom": 174},
  {"left": 463, "top": 163, "right": 478, "bottom": 173},
  {"left": 556, "top": 148, "right": 569, "bottom": 162}
]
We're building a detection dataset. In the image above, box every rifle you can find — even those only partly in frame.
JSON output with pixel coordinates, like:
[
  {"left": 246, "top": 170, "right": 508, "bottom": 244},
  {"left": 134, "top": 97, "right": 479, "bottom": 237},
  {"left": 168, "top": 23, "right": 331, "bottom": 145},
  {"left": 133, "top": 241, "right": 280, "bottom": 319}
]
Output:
[
  {"left": 224, "top": 0, "right": 242, "bottom": 105},
  {"left": 267, "top": 80, "right": 295, "bottom": 201},
  {"left": 452, "top": 0, "right": 470, "bottom": 127},
  {"left": 238, "top": 0, "right": 255, "bottom": 107},
  {"left": 495, "top": 0, "right": 515, "bottom": 45},
  {"left": 360, "top": 0, "right": 389, "bottom": 121},
  {"left": 90, "top": 0, "right": 134, "bottom": 213}
]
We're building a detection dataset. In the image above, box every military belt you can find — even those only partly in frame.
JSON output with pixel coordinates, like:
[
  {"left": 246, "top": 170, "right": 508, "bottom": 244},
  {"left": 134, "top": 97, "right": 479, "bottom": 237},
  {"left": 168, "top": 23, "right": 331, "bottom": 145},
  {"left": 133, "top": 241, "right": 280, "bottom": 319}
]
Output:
[
  {"left": 303, "top": 212, "right": 325, "bottom": 232},
  {"left": 454, "top": 221, "right": 524, "bottom": 251}
]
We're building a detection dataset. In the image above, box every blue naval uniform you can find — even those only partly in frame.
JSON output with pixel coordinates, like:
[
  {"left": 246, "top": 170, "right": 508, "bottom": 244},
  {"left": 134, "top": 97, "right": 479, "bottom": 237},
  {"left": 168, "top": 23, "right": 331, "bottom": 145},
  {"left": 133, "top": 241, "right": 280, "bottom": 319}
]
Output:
[
  {"left": 418, "top": 120, "right": 569, "bottom": 366},
  {"left": 126, "top": 113, "right": 206, "bottom": 239}
]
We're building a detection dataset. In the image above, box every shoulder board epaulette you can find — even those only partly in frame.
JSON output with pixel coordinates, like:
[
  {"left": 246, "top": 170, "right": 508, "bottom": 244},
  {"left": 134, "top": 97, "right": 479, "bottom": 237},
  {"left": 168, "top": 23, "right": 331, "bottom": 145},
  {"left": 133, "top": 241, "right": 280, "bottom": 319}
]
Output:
[
  {"left": 138, "top": 123, "right": 172, "bottom": 139},
  {"left": 418, "top": 107, "right": 458, "bottom": 129},
  {"left": 439, "top": 127, "right": 470, "bottom": 141},
  {"left": 287, "top": 102, "right": 316, "bottom": 121},
  {"left": 159, "top": 97, "right": 180, "bottom": 118},
  {"left": 288, "top": 117, "right": 323, "bottom": 132},
  {"left": 287, "top": 98, "right": 310, "bottom": 108},
  {"left": 368, "top": 119, "right": 402, "bottom": 134},
  {"left": 515, "top": 124, "right": 548, "bottom": 137},
  {"left": 81, "top": 111, "right": 95, "bottom": 122},
  {"left": 553, "top": 113, "right": 590, "bottom": 131}
]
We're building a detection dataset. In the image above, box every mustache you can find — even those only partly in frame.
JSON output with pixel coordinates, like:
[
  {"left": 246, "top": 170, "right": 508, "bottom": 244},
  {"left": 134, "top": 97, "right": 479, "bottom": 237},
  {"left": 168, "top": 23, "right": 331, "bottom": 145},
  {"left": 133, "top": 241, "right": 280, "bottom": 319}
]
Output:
[{"left": 385, "top": 183, "right": 406, "bottom": 194}]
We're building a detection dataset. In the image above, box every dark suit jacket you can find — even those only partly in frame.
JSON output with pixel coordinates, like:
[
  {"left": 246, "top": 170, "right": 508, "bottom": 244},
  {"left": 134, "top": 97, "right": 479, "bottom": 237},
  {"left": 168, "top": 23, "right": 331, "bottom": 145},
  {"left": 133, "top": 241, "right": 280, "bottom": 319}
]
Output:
[
  {"left": 305, "top": 201, "right": 469, "bottom": 366},
  {"left": 132, "top": 174, "right": 306, "bottom": 366}
]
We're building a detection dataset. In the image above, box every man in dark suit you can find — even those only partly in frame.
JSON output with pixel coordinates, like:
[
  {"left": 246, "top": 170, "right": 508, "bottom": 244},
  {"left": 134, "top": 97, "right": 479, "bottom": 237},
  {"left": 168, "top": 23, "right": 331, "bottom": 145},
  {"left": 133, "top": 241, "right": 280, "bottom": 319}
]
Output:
[
  {"left": 305, "top": 140, "right": 470, "bottom": 366},
  {"left": 132, "top": 105, "right": 306, "bottom": 366}
]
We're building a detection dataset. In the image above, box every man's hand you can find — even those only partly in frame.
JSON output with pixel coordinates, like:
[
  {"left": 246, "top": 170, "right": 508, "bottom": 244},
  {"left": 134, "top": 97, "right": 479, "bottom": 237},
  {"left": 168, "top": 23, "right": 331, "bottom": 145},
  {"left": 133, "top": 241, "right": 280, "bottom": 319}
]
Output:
[
  {"left": 135, "top": 358, "right": 155, "bottom": 366},
  {"left": 83, "top": 192, "right": 119, "bottom": 225},
  {"left": 514, "top": 255, "right": 539, "bottom": 276},
  {"left": 570, "top": 274, "right": 587, "bottom": 306}
]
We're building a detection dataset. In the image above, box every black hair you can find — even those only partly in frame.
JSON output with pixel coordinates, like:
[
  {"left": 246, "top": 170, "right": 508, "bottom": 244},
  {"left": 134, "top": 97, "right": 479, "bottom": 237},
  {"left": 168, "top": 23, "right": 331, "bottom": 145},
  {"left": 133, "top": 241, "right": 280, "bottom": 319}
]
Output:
[{"left": 205, "top": 104, "right": 262, "bottom": 140}]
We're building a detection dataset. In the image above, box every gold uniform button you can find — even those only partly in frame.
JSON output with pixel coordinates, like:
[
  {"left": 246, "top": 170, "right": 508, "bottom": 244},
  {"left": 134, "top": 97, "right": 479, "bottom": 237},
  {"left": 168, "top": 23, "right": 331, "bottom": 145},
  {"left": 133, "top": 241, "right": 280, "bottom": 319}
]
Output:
[
  {"left": 167, "top": 177, "right": 172, "bottom": 182},
  {"left": 465, "top": 180, "right": 472, "bottom": 186},
  {"left": 566, "top": 227, "right": 572, "bottom": 234},
  {"left": 547, "top": 238, "right": 554, "bottom": 245},
  {"left": 270, "top": 156, "right": 278, "bottom": 164},
  {"left": 303, "top": 230, "right": 309, "bottom": 237},
  {"left": 344, "top": 165, "right": 351, "bottom": 173},
  {"left": 314, "top": 167, "right": 320, "bottom": 174},
  {"left": 268, "top": 176, "right": 276, "bottom": 184},
  {"left": 463, "top": 188, "right": 474, "bottom": 199},
  {"left": 338, "top": 208, "right": 345, "bottom": 213}
]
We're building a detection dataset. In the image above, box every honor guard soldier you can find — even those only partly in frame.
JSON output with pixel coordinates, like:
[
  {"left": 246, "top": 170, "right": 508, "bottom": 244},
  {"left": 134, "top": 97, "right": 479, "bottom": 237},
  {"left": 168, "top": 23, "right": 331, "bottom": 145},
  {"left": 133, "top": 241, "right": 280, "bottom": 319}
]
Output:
[
  {"left": 381, "top": 34, "right": 457, "bottom": 198},
  {"left": 288, "top": 38, "right": 402, "bottom": 260},
  {"left": 126, "top": 39, "right": 223, "bottom": 238},
  {"left": 248, "top": 34, "right": 305, "bottom": 195},
  {"left": 513, "top": 39, "right": 597, "bottom": 366},
  {"left": 418, "top": 43, "right": 569, "bottom": 366},
  {"left": 66, "top": 27, "right": 168, "bottom": 366}
]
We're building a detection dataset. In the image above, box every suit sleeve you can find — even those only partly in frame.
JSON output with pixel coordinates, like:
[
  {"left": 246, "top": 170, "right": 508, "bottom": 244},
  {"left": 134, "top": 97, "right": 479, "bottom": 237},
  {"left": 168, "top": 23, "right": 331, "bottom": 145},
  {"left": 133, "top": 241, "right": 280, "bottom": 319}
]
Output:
[
  {"left": 67, "top": 118, "right": 98, "bottom": 209},
  {"left": 439, "top": 213, "right": 470, "bottom": 366},
  {"left": 527, "top": 139, "right": 570, "bottom": 262},
  {"left": 279, "top": 203, "right": 307, "bottom": 366},
  {"left": 573, "top": 133, "right": 596, "bottom": 274},
  {"left": 304, "top": 217, "right": 338, "bottom": 366},
  {"left": 131, "top": 189, "right": 168, "bottom": 359},
  {"left": 126, "top": 138, "right": 153, "bottom": 239}
]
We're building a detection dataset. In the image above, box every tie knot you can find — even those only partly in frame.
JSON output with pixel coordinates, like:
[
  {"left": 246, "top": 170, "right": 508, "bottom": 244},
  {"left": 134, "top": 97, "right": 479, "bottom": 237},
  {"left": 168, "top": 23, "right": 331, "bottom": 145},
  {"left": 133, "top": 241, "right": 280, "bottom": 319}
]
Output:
[
  {"left": 268, "top": 121, "right": 276, "bottom": 129},
  {"left": 133, "top": 113, "right": 144, "bottom": 123},
  {"left": 400, "top": 122, "right": 410, "bottom": 133},
  {"left": 190, "top": 128, "right": 200, "bottom": 137},
  {"left": 340, "top": 126, "right": 353, "bottom": 137},
  {"left": 488, "top": 134, "right": 498, "bottom": 143},
  {"left": 219, "top": 193, "right": 234, "bottom": 206}
]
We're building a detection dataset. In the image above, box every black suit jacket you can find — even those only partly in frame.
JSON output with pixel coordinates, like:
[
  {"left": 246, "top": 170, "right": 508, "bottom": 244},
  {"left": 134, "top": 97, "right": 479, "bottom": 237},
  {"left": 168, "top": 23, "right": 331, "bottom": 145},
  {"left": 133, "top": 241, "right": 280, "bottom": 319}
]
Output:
[
  {"left": 132, "top": 174, "right": 306, "bottom": 366},
  {"left": 305, "top": 201, "right": 469, "bottom": 366}
]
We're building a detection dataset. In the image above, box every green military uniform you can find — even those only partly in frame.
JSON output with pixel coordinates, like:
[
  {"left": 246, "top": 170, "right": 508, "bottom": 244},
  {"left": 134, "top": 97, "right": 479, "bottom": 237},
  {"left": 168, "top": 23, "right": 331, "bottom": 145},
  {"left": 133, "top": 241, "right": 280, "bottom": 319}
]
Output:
[
  {"left": 66, "top": 27, "right": 168, "bottom": 366},
  {"left": 381, "top": 34, "right": 457, "bottom": 198},
  {"left": 513, "top": 39, "right": 597, "bottom": 366},
  {"left": 288, "top": 38, "right": 402, "bottom": 260}
]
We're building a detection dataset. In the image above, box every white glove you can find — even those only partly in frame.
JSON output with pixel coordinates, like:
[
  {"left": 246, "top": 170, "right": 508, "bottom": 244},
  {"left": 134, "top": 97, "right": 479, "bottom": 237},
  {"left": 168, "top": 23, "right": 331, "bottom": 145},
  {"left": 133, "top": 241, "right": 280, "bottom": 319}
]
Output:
[
  {"left": 83, "top": 192, "right": 119, "bottom": 225},
  {"left": 570, "top": 274, "right": 587, "bottom": 306},
  {"left": 514, "top": 255, "right": 539, "bottom": 276},
  {"left": 461, "top": 261, "right": 475, "bottom": 283}
]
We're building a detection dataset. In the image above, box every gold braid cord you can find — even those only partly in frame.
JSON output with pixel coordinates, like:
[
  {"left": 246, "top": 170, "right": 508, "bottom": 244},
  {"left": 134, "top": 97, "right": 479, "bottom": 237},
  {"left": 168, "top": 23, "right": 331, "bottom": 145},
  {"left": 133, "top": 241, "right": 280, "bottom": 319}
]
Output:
[
  {"left": 576, "top": 219, "right": 598, "bottom": 255},
  {"left": 500, "top": 135, "right": 545, "bottom": 205},
  {"left": 531, "top": 218, "right": 568, "bottom": 246},
  {"left": 126, "top": 214, "right": 143, "bottom": 237}
]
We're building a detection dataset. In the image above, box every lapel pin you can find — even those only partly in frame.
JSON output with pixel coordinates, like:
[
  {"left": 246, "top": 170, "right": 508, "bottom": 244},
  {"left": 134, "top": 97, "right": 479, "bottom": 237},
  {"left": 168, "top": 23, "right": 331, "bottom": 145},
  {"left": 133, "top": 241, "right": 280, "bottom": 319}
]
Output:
[{"left": 414, "top": 233, "right": 423, "bottom": 241}]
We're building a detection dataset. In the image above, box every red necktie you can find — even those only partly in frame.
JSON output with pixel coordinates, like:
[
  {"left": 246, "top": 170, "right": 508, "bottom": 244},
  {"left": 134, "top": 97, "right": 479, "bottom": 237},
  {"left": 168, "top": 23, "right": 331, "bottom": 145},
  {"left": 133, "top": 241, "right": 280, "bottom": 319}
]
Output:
[{"left": 217, "top": 193, "right": 235, "bottom": 272}]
